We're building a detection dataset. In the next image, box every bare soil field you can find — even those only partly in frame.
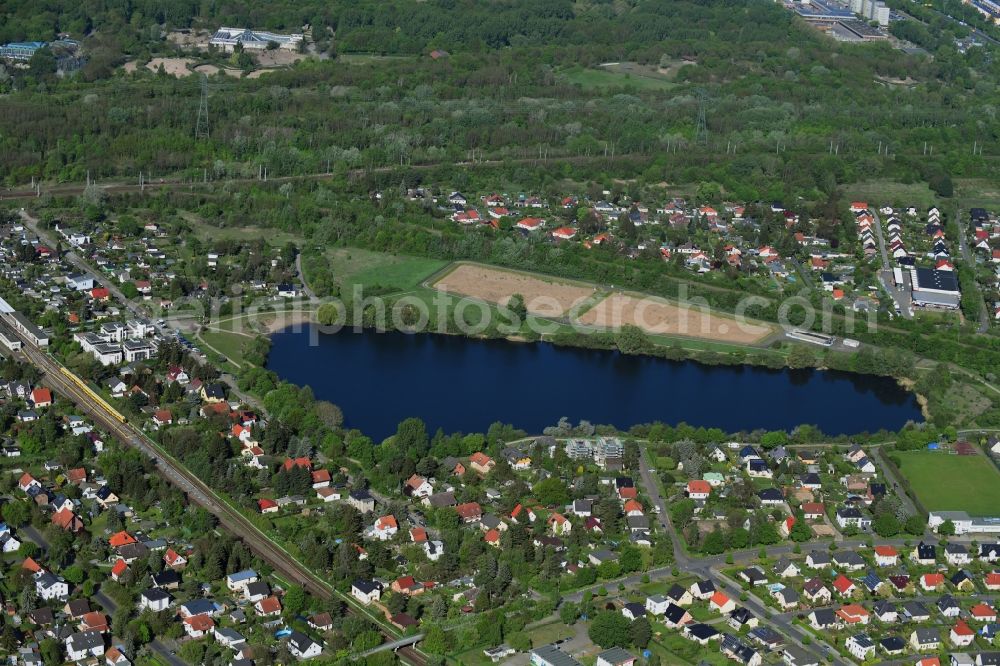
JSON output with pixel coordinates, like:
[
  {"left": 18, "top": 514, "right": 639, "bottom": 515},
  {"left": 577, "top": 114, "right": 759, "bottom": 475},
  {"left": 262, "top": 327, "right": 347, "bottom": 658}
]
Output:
[
  {"left": 578, "top": 293, "right": 772, "bottom": 344},
  {"left": 432, "top": 264, "right": 597, "bottom": 318},
  {"left": 167, "top": 30, "right": 210, "bottom": 50},
  {"left": 124, "top": 57, "right": 195, "bottom": 77},
  {"left": 193, "top": 64, "right": 244, "bottom": 78},
  {"left": 255, "top": 50, "right": 307, "bottom": 67}
]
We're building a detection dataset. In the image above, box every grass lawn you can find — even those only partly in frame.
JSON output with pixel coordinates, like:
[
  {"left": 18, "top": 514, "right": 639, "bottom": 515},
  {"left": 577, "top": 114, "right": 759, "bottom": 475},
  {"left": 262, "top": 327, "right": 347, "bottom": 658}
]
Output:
[
  {"left": 956, "top": 179, "right": 1000, "bottom": 208},
  {"left": 198, "top": 329, "right": 251, "bottom": 369},
  {"left": 526, "top": 621, "right": 574, "bottom": 646},
  {"left": 326, "top": 247, "right": 447, "bottom": 293},
  {"left": 897, "top": 450, "right": 1000, "bottom": 515},
  {"left": 845, "top": 180, "right": 938, "bottom": 210},
  {"left": 562, "top": 65, "right": 677, "bottom": 92},
  {"left": 450, "top": 621, "right": 573, "bottom": 665},
  {"left": 654, "top": 631, "right": 729, "bottom": 665}
]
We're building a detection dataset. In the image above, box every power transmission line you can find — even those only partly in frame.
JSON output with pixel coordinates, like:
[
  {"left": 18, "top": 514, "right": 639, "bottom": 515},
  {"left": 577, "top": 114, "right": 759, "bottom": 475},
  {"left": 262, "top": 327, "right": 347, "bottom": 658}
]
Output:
[
  {"left": 195, "top": 75, "right": 210, "bottom": 140},
  {"left": 695, "top": 89, "right": 709, "bottom": 145}
]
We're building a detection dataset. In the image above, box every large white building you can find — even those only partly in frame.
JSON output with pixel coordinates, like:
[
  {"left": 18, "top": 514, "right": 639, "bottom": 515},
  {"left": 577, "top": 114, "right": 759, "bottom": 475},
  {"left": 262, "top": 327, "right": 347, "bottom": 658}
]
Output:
[
  {"left": 209, "top": 27, "right": 304, "bottom": 52},
  {"left": 911, "top": 268, "right": 961, "bottom": 309},
  {"left": 929, "top": 510, "right": 1000, "bottom": 535}
]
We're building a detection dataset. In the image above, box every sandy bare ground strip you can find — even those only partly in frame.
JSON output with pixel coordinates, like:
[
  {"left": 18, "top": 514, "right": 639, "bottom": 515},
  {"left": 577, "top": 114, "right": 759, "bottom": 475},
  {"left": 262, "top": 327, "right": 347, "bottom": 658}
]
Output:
[
  {"left": 433, "top": 264, "right": 596, "bottom": 318},
  {"left": 578, "top": 293, "right": 771, "bottom": 344}
]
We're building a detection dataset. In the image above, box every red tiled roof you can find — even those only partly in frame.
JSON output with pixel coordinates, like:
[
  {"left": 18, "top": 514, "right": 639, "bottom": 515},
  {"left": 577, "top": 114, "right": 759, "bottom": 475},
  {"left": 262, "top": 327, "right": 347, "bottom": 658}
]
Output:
[
  {"left": 833, "top": 574, "right": 854, "bottom": 593},
  {"left": 455, "top": 503, "right": 482, "bottom": 520},
  {"left": 710, "top": 591, "right": 731, "bottom": 607},
  {"left": 111, "top": 559, "right": 128, "bottom": 577},
  {"left": 109, "top": 531, "right": 137, "bottom": 548},
  {"left": 256, "top": 596, "right": 282, "bottom": 615},
  {"left": 184, "top": 614, "right": 214, "bottom": 632},
  {"left": 469, "top": 452, "right": 493, "bottom": 467},
  {"left": 687, "top": 480, "right": 711, "bottom": 495},
  {"left": 953, "top": 619, "right": 974, "bottom": 636},
  {"left": 282, "top": 457, "right": 311, "bottom": 471},
  {"left": 922, "top": 573, "right": 944, "bottom": 587},
  {"left": 971, "top": 602, "right": 997, "bottom": 618}
]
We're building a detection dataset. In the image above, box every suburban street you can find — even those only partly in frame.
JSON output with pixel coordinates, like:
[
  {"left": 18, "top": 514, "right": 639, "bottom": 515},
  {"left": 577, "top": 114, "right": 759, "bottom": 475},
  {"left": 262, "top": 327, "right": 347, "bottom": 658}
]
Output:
[
  {"left": 0, "top": 317, "right": 427, "bottom": 666},
  {"left": 871, "top": 211, "right": 913, "bottom": 319},
  {"left": 17, "top": 210, "right": 267, "bottom": 415},
  {"left": 635, "top": 447, "right": 848, "bottom": 665}
]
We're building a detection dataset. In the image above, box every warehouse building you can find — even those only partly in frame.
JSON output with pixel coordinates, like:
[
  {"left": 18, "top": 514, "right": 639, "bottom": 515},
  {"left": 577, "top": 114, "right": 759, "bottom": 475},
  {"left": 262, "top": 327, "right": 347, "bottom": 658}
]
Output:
[{"left": 910, "top": 267, "right": 960, "bottom": 309}]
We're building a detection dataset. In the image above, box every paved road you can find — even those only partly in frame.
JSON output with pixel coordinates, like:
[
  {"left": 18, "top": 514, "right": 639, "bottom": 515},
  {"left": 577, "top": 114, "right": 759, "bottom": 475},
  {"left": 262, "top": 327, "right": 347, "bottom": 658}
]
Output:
[
  {"left": 21, "top": 524, "right": 50, "bottom": 553},
  {"left": 871, "top": 211, "right": 913, "bottom": 319}
]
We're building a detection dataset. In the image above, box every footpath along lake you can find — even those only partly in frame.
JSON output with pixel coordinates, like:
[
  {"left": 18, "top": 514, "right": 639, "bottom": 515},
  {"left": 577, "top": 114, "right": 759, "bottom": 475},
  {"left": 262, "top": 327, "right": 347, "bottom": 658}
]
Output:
[{"left": 267, "top": 327, "right": 922, "bottom": 441}]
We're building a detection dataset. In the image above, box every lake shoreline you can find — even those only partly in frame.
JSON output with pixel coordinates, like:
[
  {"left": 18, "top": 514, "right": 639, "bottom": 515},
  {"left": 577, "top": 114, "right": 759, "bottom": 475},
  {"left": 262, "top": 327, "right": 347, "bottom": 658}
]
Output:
[
  {"left": 265, "top": 323, "right": 924, "bottom": 440},
  {"left": 268, "top": 317, "right": 928, "bottom": 417}
]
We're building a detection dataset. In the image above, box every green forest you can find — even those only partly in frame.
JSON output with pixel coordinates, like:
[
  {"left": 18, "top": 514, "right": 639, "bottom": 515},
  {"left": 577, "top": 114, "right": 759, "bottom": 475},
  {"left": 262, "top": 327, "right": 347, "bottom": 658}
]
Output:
[{"left": 0, "top": 0, "right": 997, "bottom": 202}]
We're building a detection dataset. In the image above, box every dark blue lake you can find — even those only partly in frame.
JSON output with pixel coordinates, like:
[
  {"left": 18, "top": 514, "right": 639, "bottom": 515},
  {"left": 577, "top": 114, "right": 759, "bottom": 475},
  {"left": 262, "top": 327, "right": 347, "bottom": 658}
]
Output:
[{"left": 267, "top": 327, "right": 922, "bottom": 441}]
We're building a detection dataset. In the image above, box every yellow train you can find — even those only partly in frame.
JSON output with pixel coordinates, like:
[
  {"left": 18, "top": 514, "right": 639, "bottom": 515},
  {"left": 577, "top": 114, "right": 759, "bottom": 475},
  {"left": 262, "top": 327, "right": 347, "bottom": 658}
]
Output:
[{"left": 58, "top": 366, "right": 127, "bottom": 424}]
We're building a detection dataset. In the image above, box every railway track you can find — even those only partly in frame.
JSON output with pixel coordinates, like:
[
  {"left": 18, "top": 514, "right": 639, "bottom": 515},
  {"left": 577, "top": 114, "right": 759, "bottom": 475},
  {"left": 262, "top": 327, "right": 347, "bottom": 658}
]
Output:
[{"left": 3, "top": 317, "right": 427, "bottom": 665}]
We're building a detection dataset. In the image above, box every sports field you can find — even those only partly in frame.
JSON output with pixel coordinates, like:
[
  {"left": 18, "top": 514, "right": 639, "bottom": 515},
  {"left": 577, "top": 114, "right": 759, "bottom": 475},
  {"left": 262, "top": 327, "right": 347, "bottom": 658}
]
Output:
[
  {"left": 432, "top": 263, "right": 599, "bottom": 317},
  {"left": 432, "top": 263, "right": 773, "bottom": 345},
  {"left": 896, "top": 450, "right": 1000, "bottom": 515},
  {"left": 579, "top": 293, "right": 772, "bottom": 344}
]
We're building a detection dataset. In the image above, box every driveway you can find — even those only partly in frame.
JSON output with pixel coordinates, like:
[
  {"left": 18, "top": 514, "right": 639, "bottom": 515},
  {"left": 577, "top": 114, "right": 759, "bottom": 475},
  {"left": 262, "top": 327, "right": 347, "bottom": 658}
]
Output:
[{"left": 21, "top": 525, "right": 50, "bottom": 553}]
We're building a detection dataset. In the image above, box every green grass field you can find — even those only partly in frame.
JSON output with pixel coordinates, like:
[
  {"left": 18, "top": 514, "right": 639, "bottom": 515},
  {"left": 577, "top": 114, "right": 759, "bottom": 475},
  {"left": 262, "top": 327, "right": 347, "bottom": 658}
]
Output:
[
  {"left": 845, "top": 180, "right": 938, "bottom": 210},
  {"left": 562, "top": 65, "right": 677, "bottom": 92},
  {"left": 450, "top": 621, "right": 573, "bottom": 665},
  {"left": 897, "top": 450, "right": 1000, "bottom": 515},
  {"left": 327, "top": 247, "right": 447, "bottom": 293}
]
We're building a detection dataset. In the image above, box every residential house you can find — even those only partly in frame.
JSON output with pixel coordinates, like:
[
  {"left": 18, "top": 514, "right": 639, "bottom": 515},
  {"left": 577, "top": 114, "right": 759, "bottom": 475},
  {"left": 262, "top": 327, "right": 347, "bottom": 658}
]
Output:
[
  {"left": 845, "top": 634, "right": 875, "bottom": 661},
  {"left": 910, "top": 628, "right": 940, "bottom": 652},
  {"left": 287, "top": 631, "right": 323, "bottom": 660},
  {"left": 621, "top": 602, "right": 646, "bottom": 621},
  {"left": 710, "top": 591, "right": 736, "bottom": 614},
  {"left": 687, "top": 480, "right": 711, "bottom": 500},
  {"left": 469, "top": 452, "right": 495, "bottom": 475},
  {"left": 225, "top": 570, "right": 259, "bottom": 593},
  {"left": 913, "top": 541, "right": 937, "bottom": 565},
  {"left": 874, "top": 545, "right": 898, "bottom": 566},
  {"left": 951, "top": 620, "right": 976, "bottom": 647},
  {"left": 351, "top": 580, "right": 383, "bottom": 605},
  {"left": 873, "top": 600, "right": 898, "bottom": 623},
  {"left": 371, "top": 515, "right": 399, "bottom": 540},
  {"left": 66, "top": 631, "right": 105, "bottom": 662},
  {"left": 803, "top": 578, "right": 831, "bottom": 604}
]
